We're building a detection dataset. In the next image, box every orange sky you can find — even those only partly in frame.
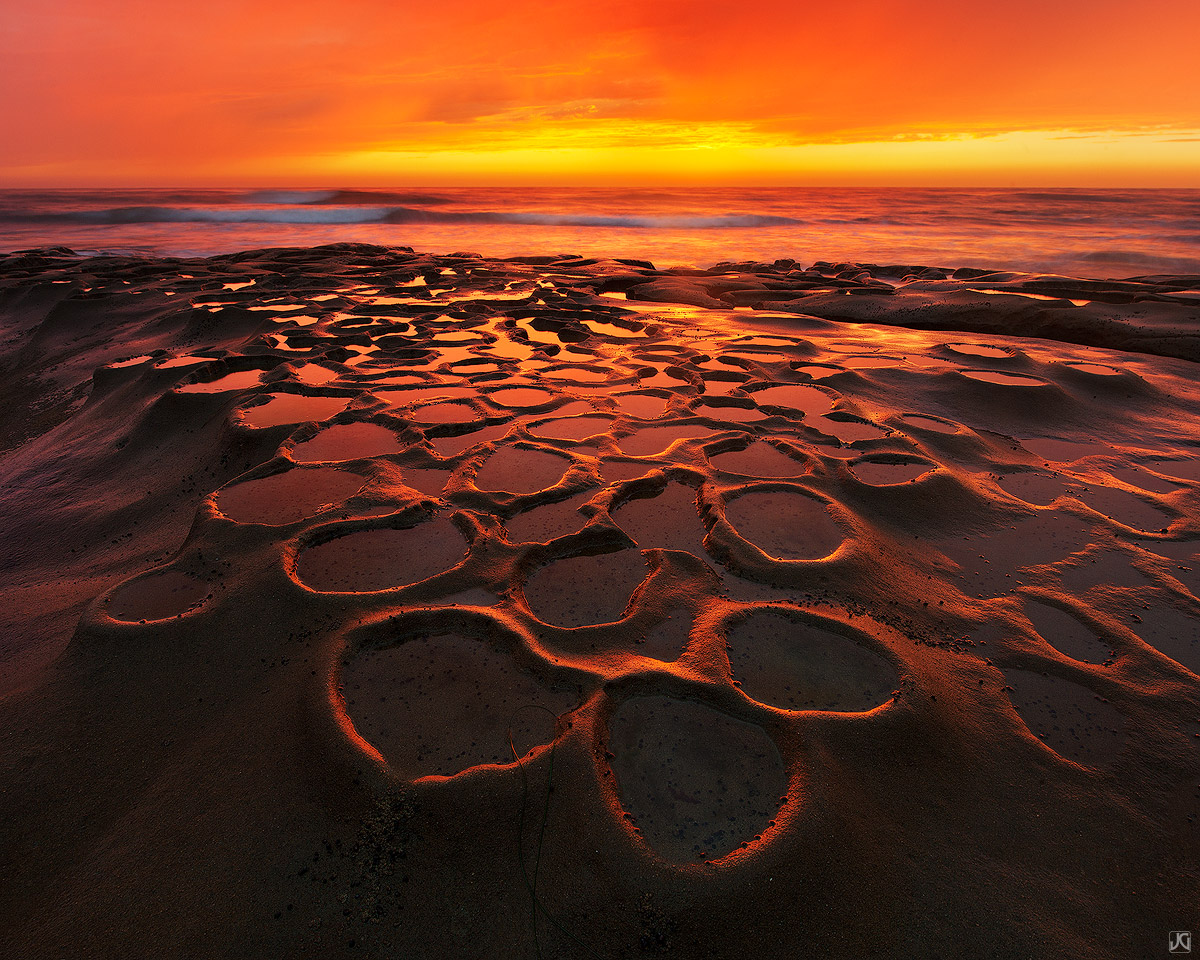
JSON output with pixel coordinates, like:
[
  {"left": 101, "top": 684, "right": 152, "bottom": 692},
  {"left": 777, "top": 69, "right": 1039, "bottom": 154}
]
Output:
[{"left": 3, "top": 0, "right": 1199, "bottom": 186}]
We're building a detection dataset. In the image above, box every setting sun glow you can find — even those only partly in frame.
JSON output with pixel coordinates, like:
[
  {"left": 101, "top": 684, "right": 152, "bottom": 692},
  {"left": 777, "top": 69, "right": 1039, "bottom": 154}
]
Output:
[{"left": 3, "top": 0, "right": 1199, "bottom": 185}]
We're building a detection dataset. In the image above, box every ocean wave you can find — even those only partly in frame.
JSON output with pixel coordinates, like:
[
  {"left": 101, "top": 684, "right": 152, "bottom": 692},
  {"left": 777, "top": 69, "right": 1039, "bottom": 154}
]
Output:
[
  {"left": 244, "top": 189, "right": 454, "bottom": 206},
  {"left": 10, "top": 204, "right": 803, "bottom": 230}
]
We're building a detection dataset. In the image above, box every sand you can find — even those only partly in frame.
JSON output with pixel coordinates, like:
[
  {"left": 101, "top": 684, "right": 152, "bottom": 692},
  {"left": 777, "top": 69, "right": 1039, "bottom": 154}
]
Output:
[{"left": 1, "top": 243, "right": 1198, "bottom": 958}]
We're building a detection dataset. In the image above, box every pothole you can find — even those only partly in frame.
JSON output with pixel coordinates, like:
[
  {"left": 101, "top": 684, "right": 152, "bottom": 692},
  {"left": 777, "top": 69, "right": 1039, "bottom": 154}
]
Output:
[
  {"left": 291, "top": 422, "right": 405, "bottom": 462},
  {"left": 607, "top": 695, "right": 786, "bottom": 862},
  {"left": 297, "top": 517, "right": 466, "bottom": 592},
  {"left": 726, "top": 611, "right": 896, "bottom": 712},
  {"left": 523, "top": 549, "right": 648, "bottom": 627},
  {"left": 217, "top": 467, "right": 364, "bottom": 524},
  {"left": 725, "top": 491, "right": 844, "bottom": 561},
  {"left": 342, "top": 633, "right": 576, "bottom": 777}
]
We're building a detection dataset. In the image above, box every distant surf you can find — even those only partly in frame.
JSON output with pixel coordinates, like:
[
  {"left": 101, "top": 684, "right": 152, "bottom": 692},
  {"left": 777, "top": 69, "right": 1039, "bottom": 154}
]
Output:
[{"left": 1, "top": 186, "right": 1197, "bottom": 278}]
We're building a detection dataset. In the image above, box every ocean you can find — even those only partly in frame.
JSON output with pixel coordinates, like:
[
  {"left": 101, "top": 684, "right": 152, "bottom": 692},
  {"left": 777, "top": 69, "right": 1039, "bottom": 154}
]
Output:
[{"left": 1, "top": 186, "right": 1198, "bottom": 278}]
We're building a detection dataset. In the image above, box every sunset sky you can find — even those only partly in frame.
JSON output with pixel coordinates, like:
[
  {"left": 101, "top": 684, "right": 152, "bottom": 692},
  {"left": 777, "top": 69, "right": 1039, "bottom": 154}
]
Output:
[{"left": 2, "top": 0, "right": 1199, "bottom": 186}]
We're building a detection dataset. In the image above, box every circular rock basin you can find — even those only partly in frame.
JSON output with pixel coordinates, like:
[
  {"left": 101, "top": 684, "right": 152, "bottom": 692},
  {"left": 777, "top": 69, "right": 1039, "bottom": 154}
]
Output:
[
  {"left": 1064, "top": 362, "right": 1120, "bottom": 376},
  {"left": 607, "top": 695, "right": 786, "bottom": 862},
  {"left": 997, "top": 471, "right": 1073, "bottom": 505},
  {"left": 899, "top": 413, "right": 958, "bottom": 435},
  {"left": 341, "top": 633, "right": 577, "bottom": 777},
  {"left": 946, "top": 343, "right": 1011, "bottom": 358},
  {"left": 725, "top": 490, "right": 844, "bottom": 560},
  {"left": 726, "top": 611, "right": 897, "bottom": 712},
  {"left": 241, "top": 393, "right": 349, "bottom": 429},
  {"left": 1000, "top": 668, "right": 1125, "bottom": 767},
  {"left": 1021, "top": 437, "right": 1108, "bottom": 462},
  {"left": 488, "top": 387, "right": 556, "bottom": 407},
  {"left": 473, "top": 447, "right": 569, "bottom": 494},
  {"left": 177, "top": 369, "right": 264, "bottom": 394},
  {"left": 408, "top": 402, "right": 477, "bottom": 424},
  {"left": 1023, "top": 600, "right": 1112, "bottom": 664},
  {"left": 523, "top": 549, "right": 648, "bottom": 627},
  {"left": 108, "top": 569, "right": 211, "bottom": 622},
  {"left": 842, "top": 355, "right": 900, "bottom": 369},
  {"left": 749, "top": 384, "right": 832, "bottom": 417},
  {"left": 291, "top": 422, "right": 406, "bottom": 462},
  {"left": 542, "top": 366, "right": 610, "bottom": 383},
  {"left": 961, "top": 370, "right": 1045, "bottom": 387},
  {"left": 614, "top": 393, "right": 669, "bottom": 420},
  {"left": 529, "top": 416, "right": 611, "bottom": 441},
  {"left": 850, "top": 458, "right": 932, "bottom": 485},
  {"left": 696, "top": 402, "right": 764, "bottom": 423},
  {"left": 619, "top": 425, "right": 712, "bottom": 457},
  {"left": 383, "top": 386, "right": 475, "bottom": 407},
  {"left": 710, "top": 442, "right": 806, "bottom": 478},
  {"left": 217, "top": 467, "right": 365, "bottom": 524},
  {"left": 297, "top": 517, "right": 466, "bottom": 592},
  {"left": 294, "top": 364, "right": 340, "bottom": 385}
]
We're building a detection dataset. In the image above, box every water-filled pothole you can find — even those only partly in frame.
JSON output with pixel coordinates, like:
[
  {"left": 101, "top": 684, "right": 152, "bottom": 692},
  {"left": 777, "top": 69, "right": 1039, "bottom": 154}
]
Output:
[
  {"left": 851, "top": 458, "right": 932, "bottom": 485},
  {"left": 217, "top": 467, "right": 364, "bottom": 524},
  {"left": 108, "top": 570, "right": 211, "bottom": 622},
  {"left": 242, "top": 394, "right": 350, "bottom": 429},
  {"left": 523, "top": 549, "right": 648, "bottom": 627},
  {"left": 1023, "top": 600, "right": 1112, "bottom": 663},
  {"left": 725, "top": 491, "right": 844, "bottom": 561},
  {"left": 607, "top": 695, "right": 786, "bottom": 862},
  {"left": 613, "top": 484, "right": 707, "bottom": 556},
  {"left": 342, "top": 633, "right": 576, "bottom": 777},
  {"left": 474, "top": 447, "right": 569, "bottom": 494},
  {"left": 749, "top": 384, "right": 832, "bottom": 417},
  {"left": 710, "top": 442, "right": 806, "bottom": 478},
  {"left": 1001, "top": 668, "right": 1125, "bottom": 767},
  {"left": 177, "top": 370, "right": 264, "bottom": 394},
  {"left": 726, "top": 611, "right": 897, "bottom": 712},
  {"left": 620, "top": 425, "right": 713, "bottom": 457},
  {"left": 291, "top": 422, "right": 406, "bottom": 462},
  {"left": 529, "top": 416, "right": 611, "bottom": 441},
  {"left": 297, "top": 517, "right": 466, "bottom": 592}
]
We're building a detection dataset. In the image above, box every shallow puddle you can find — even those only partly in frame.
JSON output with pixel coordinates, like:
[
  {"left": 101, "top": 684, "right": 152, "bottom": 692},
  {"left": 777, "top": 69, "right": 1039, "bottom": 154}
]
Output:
[
  {"left": 297, "top": 517, "right": 466, "bottom": 591},
  {"left": 108, "top": 570, "right": 211, "bottom": 622},
  {"left": 291, "top": 422, "right": 406, "bottom": 462},
  {"left": 749, "top": 383, "right": 833, "bottom": 418},
  {"left": 241, "top": 394, "right": 349, "bottom": 428},
  {"left": 615, "top": 393, "right": 670, "bottom": 420},
  {"left": 725, "top": 490, "right": 844, "bottom": 561},
  {"left": 1001, "top": 668, "right": 1125, "bottom": 767},
  {"left": 607, "top": 695, "right": 786, "bottom": 862},
  {"left": 217, "top": 467, "right": 364, "bottom": 524},
  {"left": 523, "top": 549, "right": 648, "bottom": 626},
  {"left": 529, "top": 415, "right": 611, "bottom": 441},
  {"left": 1023, "top": 600, "right": 1111, "bottom": 663},
  {"left": 177, "top": 369, "right": 264, "bottom": 394},
  {"left": 473, "top": 447, "right": 569, "bottom": 494},
  {"left": 489, "top": 387, "right": 556, "bottom": 407},
  {"left": 341, "top": 633, "right": 576, "bottom": 777},
  {"left": 726, "top": 611, "right": 896, "bottom": 712},
  {"left": 961, "top": 370, "right": 1045, "bottom": 387},
  {"left": 408, "top": 402, "right": 478, "bottom": 424},
  {"left": 710, "top": 442, "right": 807, "bottom": 478},
  {"left": 1021, "top": 437, "right": 1108, "bottom": 462},
  {"left": 506, "top": 493, "right": 590, "bottom": 543},
  {"left": 850, "top": 458, "right": 932, "bottom": 485},
  {"left": 293, "top": 364, "right": 340, "bottom": 386},
  {"left": 621, "top": 424, "right": 714, "bottom": 457},
  {"left": 613, "top": 483, "right": 708, "bottom": 556},
  {"left": 946, "top": 343, "right": 1012, "bottom": 359}
]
